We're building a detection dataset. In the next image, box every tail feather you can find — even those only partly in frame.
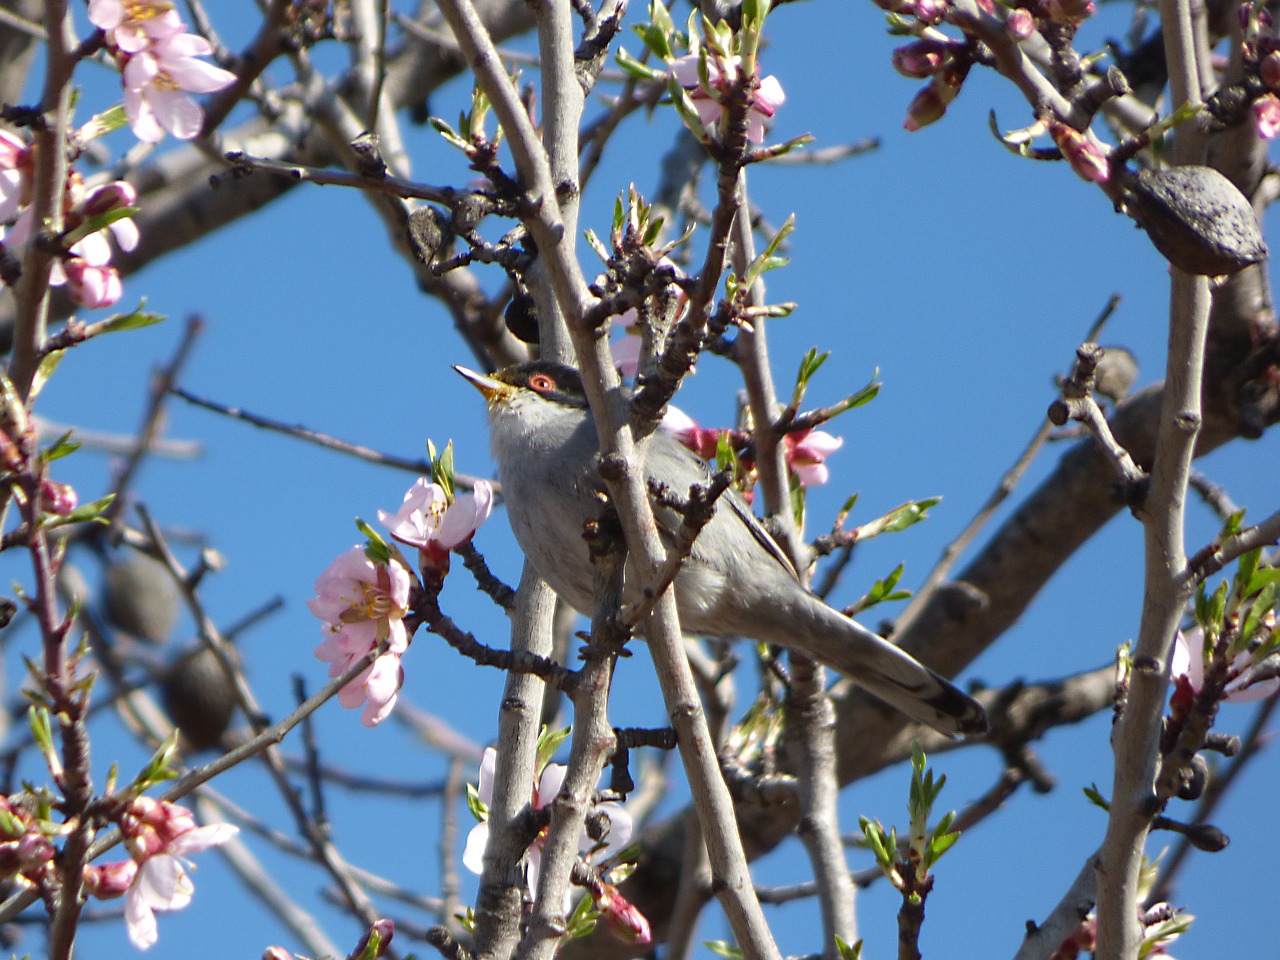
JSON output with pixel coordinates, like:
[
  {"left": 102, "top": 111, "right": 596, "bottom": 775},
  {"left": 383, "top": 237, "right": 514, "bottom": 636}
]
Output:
[{"left": 790, "top": 599, "right": 987, "bottom": 738}]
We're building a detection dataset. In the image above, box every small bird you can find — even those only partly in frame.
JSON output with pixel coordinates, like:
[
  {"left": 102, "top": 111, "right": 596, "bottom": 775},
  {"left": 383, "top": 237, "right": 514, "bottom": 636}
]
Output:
[{"left": 456, "top": 361, "right": 987, "bottom": 737}]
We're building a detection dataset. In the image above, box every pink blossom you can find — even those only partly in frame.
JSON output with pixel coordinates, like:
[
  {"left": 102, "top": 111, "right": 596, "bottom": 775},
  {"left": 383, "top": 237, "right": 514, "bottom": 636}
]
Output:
[
  {"left": 378, "top": 478, "right": 494, "bottom": 556},
  {"left": 1048, "top": 121, "right": 1110, "bottom": 183},
  {"left": 611, "top": 331, "right": 643, "bottom": 378},
  {"left": 89, "top": 0, "right": 185, "bottom": 53},
  {"left": 309, "top": 547, "right": 412, "bottom": 725},
  {"left": 336, "top": 651, "right": 404, "bottom": 727},
  {"left": 784, "top": 429, "right": 843, "bottom": 487},
  {"left": 1171, "top": 627, "right": 1280, "bottom": 704},
  {"left": 1254, "top": 94, "right": 1280, "bottom": 139},
  {"left": 120, "top": 798, "right": 238, "bottom": 950},
  {"left": 670, "top": 54, "right": 785, "bottom": 144},
  {"left": 262, "top": 948, "right": 294, "bottom": 960},
  {"left": 308, "top": 547, "right": 411, "bottom": 655},
  {"left": 0, "top": 130, "right": 30, "bottom": 223},
  {"left": 463, "top": 747, "right": 634, "bottom": 901},
  {"left": 122, "top": 32, "right": 236, "bottom": 142},
  {"left": 659, "top": 405, "right": 722, "bottom": 460}
]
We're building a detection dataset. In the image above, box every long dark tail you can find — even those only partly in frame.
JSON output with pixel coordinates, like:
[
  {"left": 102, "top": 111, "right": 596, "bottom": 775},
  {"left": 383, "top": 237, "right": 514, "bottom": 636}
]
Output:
[{"left": 789, "top": 598, "right": 987, "bottom": 737}]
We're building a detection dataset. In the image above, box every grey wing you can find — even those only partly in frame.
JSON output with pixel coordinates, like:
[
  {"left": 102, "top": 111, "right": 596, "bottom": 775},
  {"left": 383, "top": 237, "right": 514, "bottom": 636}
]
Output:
[{"left": 644, "top": 432, "right": 800, "bottom": 582}]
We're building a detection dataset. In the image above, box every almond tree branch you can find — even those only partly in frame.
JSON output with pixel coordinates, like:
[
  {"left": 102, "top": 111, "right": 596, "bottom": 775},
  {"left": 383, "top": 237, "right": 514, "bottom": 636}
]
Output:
[
  {"left": 1094, "top": 0, "right": 1209, "bottom": 948},
  {"left": 431, "top": 1, "right": 781, "bottom": 955}
]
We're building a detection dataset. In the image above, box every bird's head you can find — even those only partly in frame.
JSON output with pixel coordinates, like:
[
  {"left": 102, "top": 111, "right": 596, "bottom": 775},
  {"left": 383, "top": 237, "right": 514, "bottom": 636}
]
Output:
[{"left": 453, "top": 361, "right": 589, "bottom": 413}]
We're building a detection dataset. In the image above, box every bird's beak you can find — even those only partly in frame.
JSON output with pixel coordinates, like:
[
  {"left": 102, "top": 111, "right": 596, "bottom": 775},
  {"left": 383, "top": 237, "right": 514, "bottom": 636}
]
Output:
[{"left": 453, "top": 365, "right": 514, "bottom": 404}]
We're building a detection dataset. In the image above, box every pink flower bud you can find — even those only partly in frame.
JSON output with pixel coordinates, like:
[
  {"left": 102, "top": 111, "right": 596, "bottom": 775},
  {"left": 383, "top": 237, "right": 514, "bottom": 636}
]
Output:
[
  {"left": 1048, "top": 121, "right": 1110, "bottom": 183},
  {"left": 892, "top": 39, "right": 957, "bottom": 79},
  {"left": 913, "top": 0, "right": 950, "bottom": 23},
  {"left": 84, "top": 859, "right": 138, "bottom": 899},
  {"left": 904, "top": 81, "right": 950, "bottom": 131},
  {"left": 82, "top": 180, "right": 138, "bottom": 219},
  {"left": 40, "top": 479, "right": 77, "bottom": 516},
  {"left": 1253, "top": 94, "right": 1280, "bottom": 139},
  {"left": 262, "top": 948, "right": 293, "bottom": 960},
  {"left": 353, "top": 919, "right": 396, "bottom": 960},
  {"left": 596, "top": 883, "right": 652, "bottom": 945},
  {"left": 1045, "top": 0, "right": 1094, "bottom": 23},
  {"left": 17, "top": 832, "right": 53, "bottom": 869},
  {"left": 63, "top": 258, "right": 123, "bottom": 309},
  {"left": 1007, "top": 8, "right": 1036, "bottom": 38}
]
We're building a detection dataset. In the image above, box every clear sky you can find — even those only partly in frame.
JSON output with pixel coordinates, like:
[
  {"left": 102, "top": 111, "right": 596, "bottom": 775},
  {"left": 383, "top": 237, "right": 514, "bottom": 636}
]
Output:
[{"left": 7, "top": 1, "right": 1280, "bottom": 958}]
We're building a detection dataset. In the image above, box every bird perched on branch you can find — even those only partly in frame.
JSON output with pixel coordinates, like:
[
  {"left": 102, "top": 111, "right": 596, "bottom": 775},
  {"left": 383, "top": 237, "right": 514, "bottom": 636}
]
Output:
[{"left": 456, "top": 361, "right": 987, "bottom": 737}]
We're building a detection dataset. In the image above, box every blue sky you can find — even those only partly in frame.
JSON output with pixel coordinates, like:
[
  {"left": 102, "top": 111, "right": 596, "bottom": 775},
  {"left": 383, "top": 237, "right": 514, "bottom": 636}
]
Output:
[{"left": 6, "top": 0, "right": 1280, "bottom": 957}]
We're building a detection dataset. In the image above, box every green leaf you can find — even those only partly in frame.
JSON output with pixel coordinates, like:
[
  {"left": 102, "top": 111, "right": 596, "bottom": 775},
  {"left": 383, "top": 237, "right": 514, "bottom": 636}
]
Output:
[
  {"left": 433, "top": 441, "right": 457, "bottom": 503},
  {"left": 584, "top": 228, "right": 610, "bottom": 264},
  {"left": 536, "top": 726, "right": 572, "bottom": 770},
  {"left": 835, "top": 936, "right": 863, "bottom": 960},
  {"left": 466, "top": 782, "right": 488, "bottom": 822},
  {"left": 356, "top": 518, "right": 394, "bottom": 565},
  {"left": 642, "top": 214, "right": 665, "bottom": 247},
  {"left": 44, "top": 493, "right": 115, "bottom": 528},
  {"left": 929, "top": 829, "right": 961, "bottom": 862},
  {"left": 28, "top": 706, "right": 54, "bottom": 761},
  {"left": 650, "top": 0, "right": 676, "bottom": 41},
  {"left": 29, "top": 349, "right": 63, "bottom": 404},
  {"left": 41, "top": 430, "right": 81, "bottom": 464},
  {"left": 78, "top": 104, "right": 129, "bottom": 141},
  {"left": 1083, "top": 783, "right": 1111, "bottom": 810},
  {"left": 616, "top": 46, "right": 665, "bottom": 81},
  {"left": 95, "top": 305, "right": 165, "bottom": 335},
  {"left": 60, "top": 206, "right": 141, "bottom": 248},
  {"left": 704, "top": 941, "right": 744, "bottom": 959},
  {"left": 666, "top": 77, "right": 713, "bottom": 142}
]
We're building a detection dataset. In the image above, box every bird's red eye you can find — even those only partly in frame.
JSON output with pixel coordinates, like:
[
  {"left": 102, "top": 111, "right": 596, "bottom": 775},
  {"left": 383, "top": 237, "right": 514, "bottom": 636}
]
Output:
[{"left": 528, "top": 373, "right": 555, "bottom": 393}]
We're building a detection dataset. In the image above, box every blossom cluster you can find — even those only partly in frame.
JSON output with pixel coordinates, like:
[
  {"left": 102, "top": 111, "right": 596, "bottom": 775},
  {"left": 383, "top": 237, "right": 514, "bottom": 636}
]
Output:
[
  {"left": 2, "top": 792, "right": 236, "bottom": 951},
  {"left": 669, "top": 53, "right": 785, "bottom": 145},
  {"left": 309, "top": 475, "right": 493, "bottom": 726},
  {"left": 88, "top": 0, "right": 237, "bottom": 143},
  {"left": 0, "top": 134, "right": 140, "bottom": 309},
  {"left": 463, "top": 746, "right": 650, "bottom": 944}
]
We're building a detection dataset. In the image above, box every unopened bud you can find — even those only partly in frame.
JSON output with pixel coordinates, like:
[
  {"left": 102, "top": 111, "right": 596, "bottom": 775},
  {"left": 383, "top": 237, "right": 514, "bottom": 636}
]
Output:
[
  {"left": 1045, "top": 0, "right": 1094, "bottom": 23},
  {"left": 1048, "top": 120, "right": 1110, "bottom": 183},
  {"left": 262, "top": 948, "right": 293, "bottom": 960},
  {"left": 39, "top": 479, "right": 77, "bottom": 516},
  {"left": 913, "top": 0, "right": 950, "bottom": 24},
  {"left": 904, "top": 83, "right": 948, "bottom": 132},
  {"left": 1255, "top": 93, "right": 1280, "bottom": 139},
  {"left": 353, "top": 919, "right": 396, "bottom": 960},
  {"left": 1007, "top": 8, "right": 1036, "bottom": 38},
  {"left": 82, "top": 181, "right": 138, "bottom": 219},
  {"left": 892, "top": 39, "right": 957, "bottom": 79},
  {"left": 84, "top": 859, "right": 138, "bottom": 899}
]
